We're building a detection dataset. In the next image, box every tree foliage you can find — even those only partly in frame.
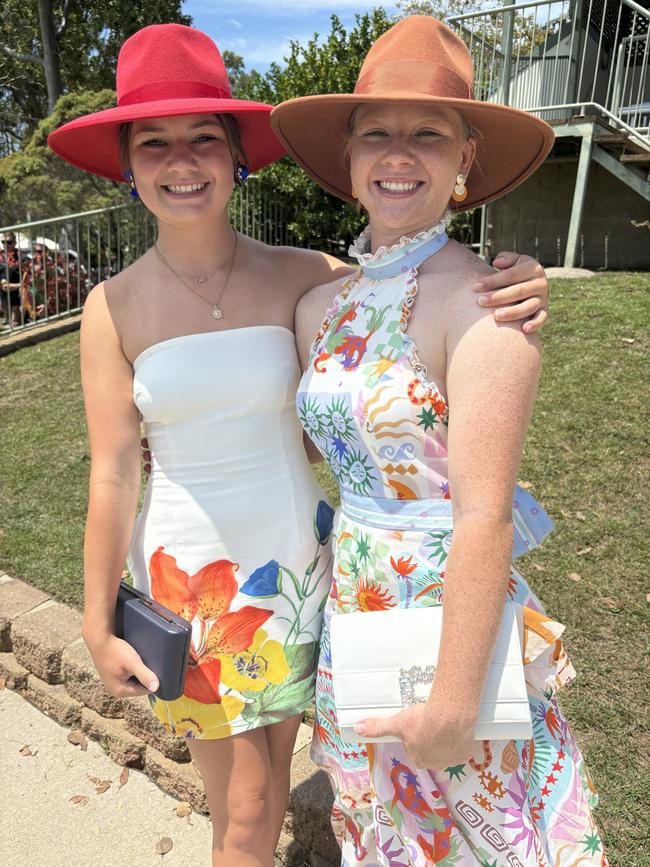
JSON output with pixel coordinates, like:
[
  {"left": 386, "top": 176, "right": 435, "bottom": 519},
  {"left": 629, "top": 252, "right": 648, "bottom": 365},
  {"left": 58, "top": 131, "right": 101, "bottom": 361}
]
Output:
[
  {"left": 223, "top": 51, "right": 263, "bottom": 98},
  {"left": 0, "top": 0, "right": 190, "bottom": 153},
  {"left": 0, "top": 90, "right": 124, "bottom": 224}
]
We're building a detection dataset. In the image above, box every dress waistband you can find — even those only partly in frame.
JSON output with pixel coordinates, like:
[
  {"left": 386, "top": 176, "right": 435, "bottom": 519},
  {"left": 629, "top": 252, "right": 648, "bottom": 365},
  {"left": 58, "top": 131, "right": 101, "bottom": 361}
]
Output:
[
  {"left": 340, "top": 491, "right": 453, "bottom": 530},
  {"left": 338, "top": 485, "right": 554, "bottom": 559}
]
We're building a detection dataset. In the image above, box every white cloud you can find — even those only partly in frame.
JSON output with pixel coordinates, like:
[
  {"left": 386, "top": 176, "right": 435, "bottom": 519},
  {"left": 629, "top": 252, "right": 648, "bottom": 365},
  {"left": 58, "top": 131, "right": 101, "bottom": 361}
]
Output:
[
  {"left": 225, "top": 33, "right": 310, "bottom": 66},
  {"left": 228, "top": 18, "right": 243, "bottom": 29}
]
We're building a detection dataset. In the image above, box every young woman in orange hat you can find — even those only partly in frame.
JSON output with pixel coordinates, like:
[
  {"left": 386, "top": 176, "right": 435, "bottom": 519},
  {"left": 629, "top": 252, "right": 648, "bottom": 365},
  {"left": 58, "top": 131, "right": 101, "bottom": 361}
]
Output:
[
  {"left": 273, "top": 14, "right": 607, "bottom": 867},
  {"left": 50, "top": 21, "right": 554, "bottom": 867}
]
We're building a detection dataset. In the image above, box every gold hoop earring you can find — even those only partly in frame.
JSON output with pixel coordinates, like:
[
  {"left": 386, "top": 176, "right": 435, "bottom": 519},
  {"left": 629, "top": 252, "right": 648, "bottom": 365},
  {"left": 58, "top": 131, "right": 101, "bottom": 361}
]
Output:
[
  {"left": 451, "top": 173, "right": 467, "bottom": 202},
  {"left": 351, "top": 187, "right": 357, "bottom": 199}
]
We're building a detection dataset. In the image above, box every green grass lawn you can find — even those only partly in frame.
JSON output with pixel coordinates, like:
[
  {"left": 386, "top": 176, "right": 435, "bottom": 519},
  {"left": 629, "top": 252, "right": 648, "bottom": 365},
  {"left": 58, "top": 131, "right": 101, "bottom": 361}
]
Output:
[{"left": 1, "top": 273, "right": 649, "bottom": 864}]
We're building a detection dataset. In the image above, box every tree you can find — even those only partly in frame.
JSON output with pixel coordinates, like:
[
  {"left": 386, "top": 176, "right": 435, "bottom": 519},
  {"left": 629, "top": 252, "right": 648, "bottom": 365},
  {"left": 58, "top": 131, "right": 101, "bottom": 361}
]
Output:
[
  {"left": 0, "top": 90, "right": 124, "bottom": 223},
  {"left": 0, "top": 1, "right": 67, "bottom": 114},
  {"left": 395, "top": 0, "right": 482, "bottom": 21},
  {"left": 0, "top": 0, "right": 190, "bottom": 154},
  {"left": 222, "top": 50, "right": 263, "bottom": 99}
]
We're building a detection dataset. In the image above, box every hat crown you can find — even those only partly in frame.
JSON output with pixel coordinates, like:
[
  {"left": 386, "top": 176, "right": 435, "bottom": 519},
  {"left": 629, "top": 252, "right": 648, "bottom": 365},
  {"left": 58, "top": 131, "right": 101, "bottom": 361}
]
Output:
[
  {"left": 116, "top": 24, "right": 232, "bottom": 107},
  {"left": 355, "top": 16, "right": 474, "bottom": 100}
]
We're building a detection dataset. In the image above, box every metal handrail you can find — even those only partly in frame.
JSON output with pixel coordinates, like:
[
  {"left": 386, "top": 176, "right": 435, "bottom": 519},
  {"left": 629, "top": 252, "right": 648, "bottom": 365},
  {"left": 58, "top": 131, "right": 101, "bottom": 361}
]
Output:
[
  {"left": 0, "top": 203, "right": 131, "bottom": 235},
  {"left": 525, "top": 101, "right": 650, "bottom": 149},
  {"left": 448, "top": 0, "right": 650, "bottom": 146},
  {"left": 450, "top": 0, "right": 650, "bottom": 22},
  {"left": 1, "top": 179, "right": 295, "bottom": 337}
]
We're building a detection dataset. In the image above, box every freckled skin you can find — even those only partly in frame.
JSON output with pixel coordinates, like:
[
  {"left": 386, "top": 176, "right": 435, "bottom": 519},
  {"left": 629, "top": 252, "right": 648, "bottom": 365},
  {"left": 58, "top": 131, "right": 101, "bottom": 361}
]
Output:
[{"left": 297, "top": 101, "right": 543, "bottom": 770}]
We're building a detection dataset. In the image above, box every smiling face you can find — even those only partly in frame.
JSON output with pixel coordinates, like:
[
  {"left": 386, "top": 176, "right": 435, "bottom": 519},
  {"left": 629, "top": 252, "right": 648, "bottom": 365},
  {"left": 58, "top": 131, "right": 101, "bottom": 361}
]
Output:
[
  {"left": 128, "top": 113, "right": 239, "bottom": 225},
  {"left": 348, "top": 103, "right": 476, "bottom": 249}
]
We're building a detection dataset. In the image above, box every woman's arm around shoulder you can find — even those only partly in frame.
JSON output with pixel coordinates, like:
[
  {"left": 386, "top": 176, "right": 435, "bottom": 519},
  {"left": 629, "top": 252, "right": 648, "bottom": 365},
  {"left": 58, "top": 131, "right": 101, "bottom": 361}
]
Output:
[
  {"left": 474, "top": 251, "right": 549, "bottom": 333},
  {"left": 80, "top": 282, "right": 159, "bottom": 697},
  {"left": 273, "top": 244, "right": 353, "bottom": 302}
]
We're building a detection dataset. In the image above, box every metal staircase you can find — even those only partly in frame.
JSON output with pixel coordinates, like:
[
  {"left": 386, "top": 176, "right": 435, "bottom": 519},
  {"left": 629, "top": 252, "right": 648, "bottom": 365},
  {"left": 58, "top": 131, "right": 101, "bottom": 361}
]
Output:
[{"left": 449, "top": 0, "right": 650, "bottom": 266}]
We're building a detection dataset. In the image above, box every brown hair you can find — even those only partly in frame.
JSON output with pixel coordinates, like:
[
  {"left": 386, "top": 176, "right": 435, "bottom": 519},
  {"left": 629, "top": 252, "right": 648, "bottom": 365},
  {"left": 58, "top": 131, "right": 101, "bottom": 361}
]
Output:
[{"left": 118, "top": 114, "right": 249, "bottom": 177}]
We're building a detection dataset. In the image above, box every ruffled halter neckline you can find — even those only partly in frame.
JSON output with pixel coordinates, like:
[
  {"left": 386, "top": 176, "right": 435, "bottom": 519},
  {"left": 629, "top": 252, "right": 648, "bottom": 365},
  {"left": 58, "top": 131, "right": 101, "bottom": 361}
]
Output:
[{"left": 349, "top": 213, "right": 451, "bottom": 279}]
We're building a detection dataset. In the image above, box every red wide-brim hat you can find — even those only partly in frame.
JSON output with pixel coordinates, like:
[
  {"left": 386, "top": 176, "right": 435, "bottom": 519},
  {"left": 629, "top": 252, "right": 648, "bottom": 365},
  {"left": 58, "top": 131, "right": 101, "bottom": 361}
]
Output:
[
  {"left": 48, "top": 24, "right": 285, "bottom": 182},
  {"left": 271, "top": 16, "right": 554, "bottom": 211}
]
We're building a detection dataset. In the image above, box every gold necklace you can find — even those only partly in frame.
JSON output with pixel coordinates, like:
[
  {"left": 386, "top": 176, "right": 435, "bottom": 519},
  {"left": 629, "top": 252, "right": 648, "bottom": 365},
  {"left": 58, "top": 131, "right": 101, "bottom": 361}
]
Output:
[{"left": 154, "top": 230, "right": 238, "bottom": 321}]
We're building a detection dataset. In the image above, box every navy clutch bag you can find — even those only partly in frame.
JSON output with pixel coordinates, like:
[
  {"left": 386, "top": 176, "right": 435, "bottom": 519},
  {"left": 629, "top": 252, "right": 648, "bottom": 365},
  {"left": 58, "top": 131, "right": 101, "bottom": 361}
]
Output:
[{"left": 114, "top": 582, "right": 192, "bottom": 701}]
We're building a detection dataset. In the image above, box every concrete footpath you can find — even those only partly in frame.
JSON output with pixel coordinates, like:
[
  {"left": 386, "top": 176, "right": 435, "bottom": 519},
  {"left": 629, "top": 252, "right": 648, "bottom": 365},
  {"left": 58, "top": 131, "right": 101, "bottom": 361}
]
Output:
[
  {"left": 0, "top": 573, "right": 339, "bottom": 867},
  {"left": 0, "top": 687, "right": 213, "bottom": 867}
]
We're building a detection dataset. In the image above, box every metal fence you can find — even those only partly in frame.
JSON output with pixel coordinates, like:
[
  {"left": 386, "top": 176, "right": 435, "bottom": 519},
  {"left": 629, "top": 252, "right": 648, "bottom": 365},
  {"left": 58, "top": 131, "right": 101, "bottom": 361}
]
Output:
[
  {"left": 506, "top": 229, "right": 619, "bottom": 267},
  {"left": 449, "top": 0, "right": 650, "bottom": 149},
  {"left": 0, "top": 202, "right": 155, "bottom": 335},
  {"left": 0, "top": 179, "right": 295, "bottom": 337}
]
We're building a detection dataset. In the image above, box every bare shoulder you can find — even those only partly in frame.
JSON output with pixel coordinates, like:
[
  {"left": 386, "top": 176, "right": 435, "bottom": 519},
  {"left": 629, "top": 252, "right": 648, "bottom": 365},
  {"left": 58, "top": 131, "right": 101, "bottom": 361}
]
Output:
[
  {"left": 263, "top": 242, "right": 353, "bottom": 295},
  {"left": 99, "top": 254, "right": 150, "bottom": 307},
  {"left": 83, "top": 254, "right": 152, "bottom": 351},
  {"left": 421, "top": 240, "right": 492, "bottom": 291},
  {"left": 440, "top": 244, "right": 541, "bottom": 360},
  {"left": 296, "top": 271, "right": 352, "bottom": 323},
  {"left": 418, "top": 240, "right": 493, "bottom": 327},
  {"left": 80, "top": 280, "right": 127, "bottom": 377}
]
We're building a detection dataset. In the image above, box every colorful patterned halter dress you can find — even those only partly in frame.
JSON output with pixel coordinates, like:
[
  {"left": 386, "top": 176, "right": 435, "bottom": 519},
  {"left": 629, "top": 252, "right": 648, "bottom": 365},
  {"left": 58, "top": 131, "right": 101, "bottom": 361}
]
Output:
[{"left": 297, "top": 221, "right": 607, "bottom": 866}]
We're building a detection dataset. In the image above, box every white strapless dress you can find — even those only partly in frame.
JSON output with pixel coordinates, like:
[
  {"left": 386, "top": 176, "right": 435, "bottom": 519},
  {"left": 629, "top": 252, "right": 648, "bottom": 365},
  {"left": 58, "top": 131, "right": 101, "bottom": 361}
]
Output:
[{"left": 127, "top": 326, "right": 334, "bottom": 740}]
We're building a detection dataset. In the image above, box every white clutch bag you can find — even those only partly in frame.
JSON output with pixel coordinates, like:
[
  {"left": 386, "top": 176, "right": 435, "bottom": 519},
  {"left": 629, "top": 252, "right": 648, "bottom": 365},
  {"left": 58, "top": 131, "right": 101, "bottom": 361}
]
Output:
[{"left": 330, "top": 601, "right": 532, "bottom": 744}]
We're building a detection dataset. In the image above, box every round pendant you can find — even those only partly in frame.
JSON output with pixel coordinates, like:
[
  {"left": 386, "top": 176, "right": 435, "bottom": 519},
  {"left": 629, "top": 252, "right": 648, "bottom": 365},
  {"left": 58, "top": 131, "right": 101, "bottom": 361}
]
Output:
[
  {"left": 211, "top": 306, "right": 223, "bottom": 320},
  {"left": 195, "top": 277, "right": 207, "bottom": 284}
]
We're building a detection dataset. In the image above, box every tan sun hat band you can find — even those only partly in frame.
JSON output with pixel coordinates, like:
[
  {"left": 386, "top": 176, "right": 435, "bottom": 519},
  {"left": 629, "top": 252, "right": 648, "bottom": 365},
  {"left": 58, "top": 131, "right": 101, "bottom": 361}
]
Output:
[{"left": 355, "top": 60, "right": 474, "bottom": 100}]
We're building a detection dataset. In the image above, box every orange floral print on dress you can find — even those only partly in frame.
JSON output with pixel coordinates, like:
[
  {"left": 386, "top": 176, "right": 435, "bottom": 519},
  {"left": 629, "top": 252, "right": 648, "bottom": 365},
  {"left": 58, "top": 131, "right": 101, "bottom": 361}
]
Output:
[
  {"left": 149, "top": 547, "right": 273, "bottom": 704},
  {"left": 184, "top": 657, "right": 222, "bottom": 704},
  {"left": 353, "top": 577, "right": 396, "bottom": 611},
  {"left": 390, "top": 554, "right": 417, "bottom": 576}
]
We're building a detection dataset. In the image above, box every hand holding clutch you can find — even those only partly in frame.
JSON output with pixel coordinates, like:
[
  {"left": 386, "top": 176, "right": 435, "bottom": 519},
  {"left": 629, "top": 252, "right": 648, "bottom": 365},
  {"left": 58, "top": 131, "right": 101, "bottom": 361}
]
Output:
[
  {"left": 355, "top": 698, "right": 480, "bottom": 770},
  {"left": 83, "top": 630, "right": 160, "bottom": 698},
  {"left": 114, "top": 582, "right": 191, "bottom": 701}
]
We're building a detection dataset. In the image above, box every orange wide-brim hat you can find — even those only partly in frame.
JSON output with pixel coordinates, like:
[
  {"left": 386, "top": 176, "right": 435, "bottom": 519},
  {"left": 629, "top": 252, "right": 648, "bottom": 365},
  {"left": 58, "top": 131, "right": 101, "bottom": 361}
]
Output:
[
  {"left": 271, "top": 16, "right": 554, "bottom": 211},
  {"left": 48, "top": 24, "right": 285, "bottom": 182}
]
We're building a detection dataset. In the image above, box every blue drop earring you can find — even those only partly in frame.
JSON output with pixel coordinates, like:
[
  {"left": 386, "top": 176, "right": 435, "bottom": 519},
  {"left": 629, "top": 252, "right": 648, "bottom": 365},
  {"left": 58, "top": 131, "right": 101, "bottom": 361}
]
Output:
[
  {"left": 236, "top": 161, "right": 249, "bottom": 185},
  {"left": 124, "top": 170, "right": 138, "bottom": 198}
]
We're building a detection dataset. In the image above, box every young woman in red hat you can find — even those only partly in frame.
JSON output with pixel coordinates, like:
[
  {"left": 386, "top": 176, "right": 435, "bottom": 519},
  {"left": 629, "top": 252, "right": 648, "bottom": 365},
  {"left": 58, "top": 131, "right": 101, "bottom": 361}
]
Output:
[
  {"left": 272, "top": 15, "right": 607, "bottom": 867},
  {"left": 49, "top": 22, "right": 555, "bottom": 867}
]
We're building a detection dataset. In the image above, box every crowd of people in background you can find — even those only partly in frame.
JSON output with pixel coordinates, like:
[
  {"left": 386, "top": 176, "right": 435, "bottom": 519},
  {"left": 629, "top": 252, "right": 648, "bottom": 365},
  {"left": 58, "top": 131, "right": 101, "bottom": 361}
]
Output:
[{"left": 0, "top": 231, "right": 90, "bottom": 329}]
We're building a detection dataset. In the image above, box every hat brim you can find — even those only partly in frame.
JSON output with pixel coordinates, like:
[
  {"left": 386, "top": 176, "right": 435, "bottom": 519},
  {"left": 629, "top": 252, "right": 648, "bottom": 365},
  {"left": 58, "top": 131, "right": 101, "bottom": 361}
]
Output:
[
  {"left": 270, "top": 94, "right": 554, "bottom": 210},
  {"left": 48, "top": 98, "right": 285, "bottom": 182}
]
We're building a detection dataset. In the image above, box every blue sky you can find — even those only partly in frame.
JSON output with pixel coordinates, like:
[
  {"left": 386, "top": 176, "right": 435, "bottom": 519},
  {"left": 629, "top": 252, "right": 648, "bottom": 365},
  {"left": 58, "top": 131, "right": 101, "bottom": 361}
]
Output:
[{"left": 184, "top": 1, "right": 399, "bottom": 72}]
